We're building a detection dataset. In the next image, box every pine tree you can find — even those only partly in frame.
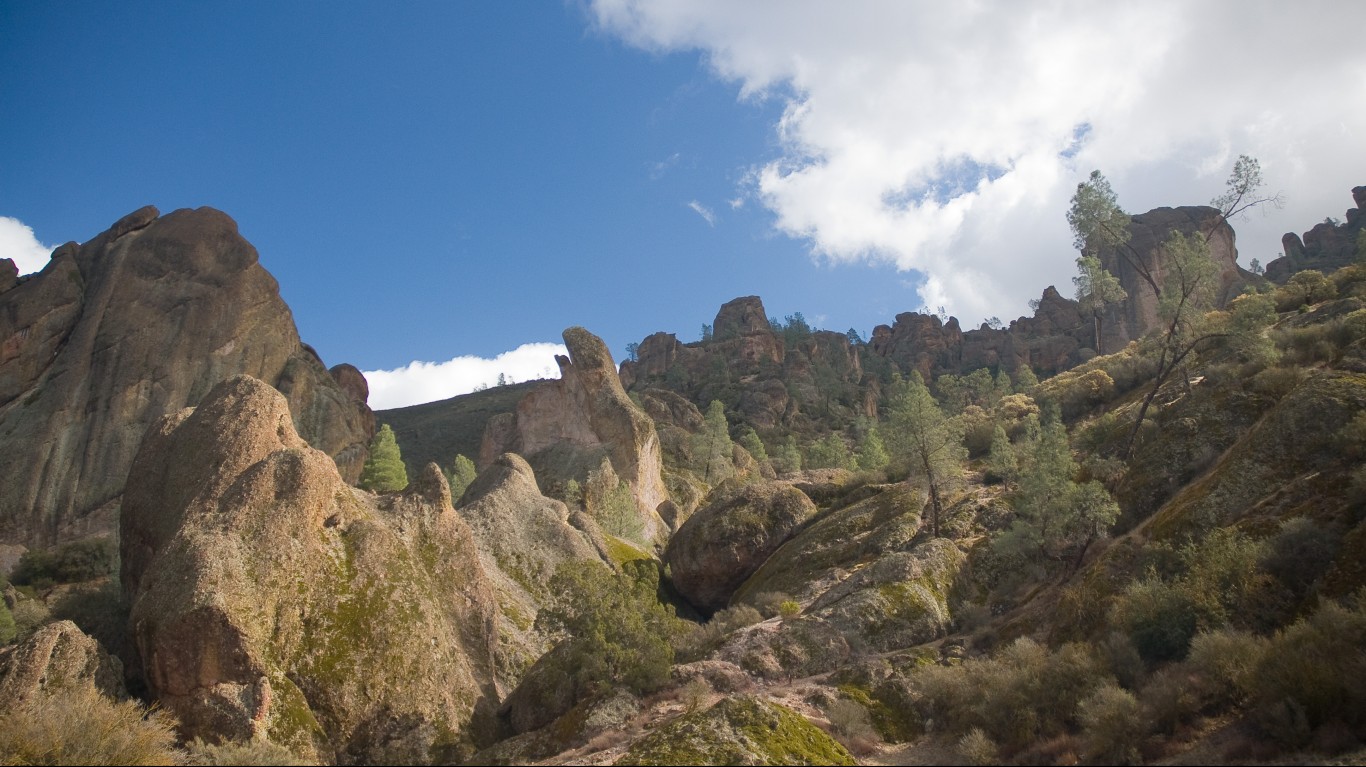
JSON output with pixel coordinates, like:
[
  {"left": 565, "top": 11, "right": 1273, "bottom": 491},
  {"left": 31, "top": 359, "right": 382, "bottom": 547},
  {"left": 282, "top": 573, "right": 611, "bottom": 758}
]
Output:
[
  {"left": 771, "top": 435, "right": 803, "bottom": 475},
  {"left": 738, "top": 426, "right": 770, "bottom": 466},
  {"left": 694, "top": 400, "right": 734, "bottom": 484},
  {"left": 885, "top": 372, "right": 965, "bottom": 537},
  {"left": 856, "top": 426, "right": 890, "bottom": 471},
  {"left": 1014, "top": 364, "right": 1040, "bottom": 392},
  {"left": 448, "top": 454, "right": 477, "bottom": 503},
  {"left": 359, "top": 424, "right": 408, "bottom": 492}
]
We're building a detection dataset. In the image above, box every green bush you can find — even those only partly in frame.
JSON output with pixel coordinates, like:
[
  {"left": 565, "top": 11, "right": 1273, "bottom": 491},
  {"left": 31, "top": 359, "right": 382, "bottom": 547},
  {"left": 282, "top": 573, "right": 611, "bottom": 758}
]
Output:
[
  {"left": 1188, "top": 628, "right": 1268, "bottom": 709},
  {"left": 1139, "top": 664, "right": 1203, "bottom": 736},
  {"left": 536, "top": 560, "right": 677, "bottom": 697},
  {"left": 1249, "top": 597, "right": 1366, "bottom": 743},
  {"left": 0, "top": 685, "right": 179, "bottom": 766},
  {"left": 1078, "top": 682, "right": 1146, "bottom": 765},
  {"left": 908, "top": 638, "right": 1110, "bottom": 755},
  {"left": 1113, "top": 576, "right": 1199, "bottom": 664},
  {"left": 1261, "top": 517, "right": 1340, "bottom": 596},
  {"left": 10, "top": 598, "right": 51, "bottom": 642},
  {"left": 10, "top": 537, "right": 117, "bottom": 588}
]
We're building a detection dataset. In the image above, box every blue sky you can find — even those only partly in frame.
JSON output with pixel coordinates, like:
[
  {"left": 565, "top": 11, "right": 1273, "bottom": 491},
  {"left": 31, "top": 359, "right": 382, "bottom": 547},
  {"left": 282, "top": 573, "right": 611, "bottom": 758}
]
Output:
[{"left": 4, "top": 2, "right": 1363, "bottom": 408}]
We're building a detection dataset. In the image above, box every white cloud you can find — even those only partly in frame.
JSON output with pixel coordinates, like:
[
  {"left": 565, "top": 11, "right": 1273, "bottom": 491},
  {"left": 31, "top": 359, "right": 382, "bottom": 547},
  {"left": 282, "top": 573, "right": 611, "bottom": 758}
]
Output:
[
  {"left": 687, "top": 200, "right": 717, "bottom": 226},
  {"left": 363, "top": 342, "right": 567, "bottom": 410},
  {"left": 593, "top": 1, "right": 1366, "bottom": 322},
  {"left": 0, "top": 217, "right": 55, "bottom": 275}
]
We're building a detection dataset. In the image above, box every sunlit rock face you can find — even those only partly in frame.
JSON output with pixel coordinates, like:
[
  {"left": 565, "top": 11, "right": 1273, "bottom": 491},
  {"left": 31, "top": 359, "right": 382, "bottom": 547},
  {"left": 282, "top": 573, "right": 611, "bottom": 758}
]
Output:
[{"left": 0, "top": 206, "right": 373, "bottom": 548}]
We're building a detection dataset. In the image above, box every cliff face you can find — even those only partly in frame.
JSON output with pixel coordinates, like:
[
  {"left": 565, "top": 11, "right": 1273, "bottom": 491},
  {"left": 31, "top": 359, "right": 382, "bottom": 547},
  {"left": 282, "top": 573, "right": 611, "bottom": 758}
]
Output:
[{"left": 0, "top": 206, "right": 373, "bottom": 547}]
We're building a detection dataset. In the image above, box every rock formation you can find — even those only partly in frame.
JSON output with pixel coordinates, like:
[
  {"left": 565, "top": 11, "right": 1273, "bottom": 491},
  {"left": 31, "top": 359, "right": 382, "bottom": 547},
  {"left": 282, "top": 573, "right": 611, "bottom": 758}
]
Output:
[
  {"left": 0, "top": 620, "right": 126, "bottom": 705},
  {"left": 0, "top": 206, "right": 374, "bottom": 548},
  {"left": 1266, "top": 186, "right": 1366, "bottom": 283},
  {"left": 479, "top": 327, "right": 669, "bottom": 541},
  {"left": 455, "top": 452, "right": 605, "bottom": 691},
  {"left": 120, "top": 375, "right": 497, "bottom": 763},
  {"left": 664, "top": 482, "right": 818, "bottom": 614}
]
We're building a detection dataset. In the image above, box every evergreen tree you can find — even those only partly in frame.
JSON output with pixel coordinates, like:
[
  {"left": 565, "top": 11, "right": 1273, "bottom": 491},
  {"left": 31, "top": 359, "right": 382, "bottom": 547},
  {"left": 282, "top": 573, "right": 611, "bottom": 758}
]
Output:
[
  {"left": 693, "top": 400, "right": 734, "bottom": 484},
  {"left": 856, "top": 425, "right": 890, "bottom": 471},
  {"left": 771, "top": 435, "right": 803, "bottom": 475},
  {"left": 1014, "top": 364, "right": 1040, "bottom": 392},
  {"left": 885, "top": 372, "right": 965, "bottom": 537},
  {"left": 448, "top": 454, "right": 477, "bottom": 503},
  {"left": 359, "top": 424, "right": 408, "bottom": 492},
  {"left": 1073, "top": 254, "right": 1128, "bottom": 355},
  {"left": 806, "top": 433, "right": 854, "bottom": 470},
  {"left": 738, "top": 426, "right": 770, "bottom": 466},
  {"left": 996, "top": 410, "right": 1118, "bottom": 570},
  {"left": 985, "top": 423, "right": 1017, "bottom": 485}
]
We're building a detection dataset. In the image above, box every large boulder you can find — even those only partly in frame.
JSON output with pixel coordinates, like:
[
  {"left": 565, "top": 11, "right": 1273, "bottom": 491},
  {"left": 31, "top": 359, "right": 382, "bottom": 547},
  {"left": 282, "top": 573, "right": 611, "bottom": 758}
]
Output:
[
  {"left": 735, "top": 483, "right": 926, "bottom": 604},
  {"left": 480, "top": 327, "right": 669, "bottom": 541},
  {"left": 664, "top": 482, "right": 818, "bottom": 614},
  {"left": 0, "top": 620, "right": 126, "bottom": 705},
  {"left": 121, "top": 375, "right": 498, "bottom": 763},
  {"left": 0, "top": 206, "right": 374, "bottom": 548},
  {"left": 456, "top": 452, "right": 604, "bottom": 691}
]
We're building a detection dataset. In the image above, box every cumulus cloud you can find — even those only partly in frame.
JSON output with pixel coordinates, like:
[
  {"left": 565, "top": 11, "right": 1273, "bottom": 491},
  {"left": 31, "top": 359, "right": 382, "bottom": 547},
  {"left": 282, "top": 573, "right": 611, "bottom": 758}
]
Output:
[
  {"left": 687, "top": 200, "right": 717, "bottom": 226},
  {"left": 363, "top": 342, "right": 567, "bottom": 410},
  {"left": 0, "top": 217, "right": 55, "bottom": 275},
  {"left": 593, "top": 0, "right": 1366, "bottom": 322}
]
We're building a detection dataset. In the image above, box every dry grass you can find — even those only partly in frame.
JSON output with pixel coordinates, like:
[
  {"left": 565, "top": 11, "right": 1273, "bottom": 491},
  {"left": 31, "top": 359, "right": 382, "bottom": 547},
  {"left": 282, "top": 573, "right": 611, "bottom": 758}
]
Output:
[{"left": 0, "top": 684, "right": 179, "bottom": 766}]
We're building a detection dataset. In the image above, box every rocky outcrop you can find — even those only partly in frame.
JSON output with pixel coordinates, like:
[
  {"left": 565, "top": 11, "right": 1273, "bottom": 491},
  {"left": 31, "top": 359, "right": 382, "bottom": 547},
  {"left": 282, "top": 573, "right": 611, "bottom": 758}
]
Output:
[
  {"left": 0, "top": 206, "right": 374, "bottom": 548},
  {"left": 1095, "top": 206, "right": 1251, "bottom": 343},
  {"left": 456, "top": 452, "right": 604, "bottom": 691},
  {"left": 121, "top": 375, "right": 498, "bottom": 763},
  {"left": 619, "top": 696, "right": 856, "bottom": 766},
  {"left": 664, "top": 482, "right": 818, "bottom": 614},
  {"left": 1266, "top": 186, "right": 1366, "bottom": 283},
  {"left": 480, "top": 327, "right": 669, "bottom": 541},
  {"left": 735, "top": 484, "right": 925, "bottom": 604},
  {"left": 0, "top": 620, "right": 126, "bottom": 705},
  {"left": 713, "top": 296, "right": 773, "bottom": 339}
]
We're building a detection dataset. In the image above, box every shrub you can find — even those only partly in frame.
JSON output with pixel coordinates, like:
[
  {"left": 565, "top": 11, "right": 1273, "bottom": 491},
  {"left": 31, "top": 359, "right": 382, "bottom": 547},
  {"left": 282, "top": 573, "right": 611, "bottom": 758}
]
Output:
[
  {"left": 1261, "top": 517, "right": 1340, "bottom": 596},
  {"left": 10, "top": 537, "right": 117, "bottom": 588},
  {"left": 1078, "top": 682, "right": 1146, "bottom": 765},
  {"left": 1139, "top": 665, "right": 1203, "bottom": 736},
  {"left": 673, "top": 604, "right": 763, "bottom": 662},
  {"left": 537, "top": 560, "right": 677, "bottom": 696},
  {"left": 1186, "top": 628, "right": 1268, "bottom": 709},
  {"left": 778, "top": 600, "right": 802, "bottom": 619},
  {"left": 182, "top": 738, "right": 312, "bottom": 765},
  {"left": 956, "top": 728, "right": 998, "bottom": 766},
  {"left": 0, "top": 685, "right": 179, "bottom": 766},
  {"left": 1113, "top": 577, "right": 1199, "bottom": 664},
  {"left": 746, "top": 591, "right": 794, "bottom": 619},
  {"left": 10, "top": 598, "right": 51, "bottom": 642},
  {"left": 1249, "top": 598, "right": 1366, "bottom": 741},
  {"left": 824, "top": 698, "right": 879, "bottom": 754},
  {"left": 679, "top": 677, "right": 712, "bottom": 714}
]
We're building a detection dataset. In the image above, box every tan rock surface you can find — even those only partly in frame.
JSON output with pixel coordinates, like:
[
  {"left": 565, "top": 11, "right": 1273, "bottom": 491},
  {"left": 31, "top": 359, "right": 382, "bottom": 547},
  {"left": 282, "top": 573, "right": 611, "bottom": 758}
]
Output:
[
  {"left": 481, "top": 326, "right": 669, "bottom": 541},
  {"left": 0, "top": 620, "right": 125, "bottom": 705},
  {"left": 121, "top": 375, "right": 497, "bottom": 763}
]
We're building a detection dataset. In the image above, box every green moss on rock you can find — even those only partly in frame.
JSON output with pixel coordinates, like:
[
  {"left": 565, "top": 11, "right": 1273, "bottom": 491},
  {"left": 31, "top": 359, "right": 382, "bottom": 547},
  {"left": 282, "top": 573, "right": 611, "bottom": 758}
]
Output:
[{"left": 619, "top": 696, "right": 855, "bottom": 766}]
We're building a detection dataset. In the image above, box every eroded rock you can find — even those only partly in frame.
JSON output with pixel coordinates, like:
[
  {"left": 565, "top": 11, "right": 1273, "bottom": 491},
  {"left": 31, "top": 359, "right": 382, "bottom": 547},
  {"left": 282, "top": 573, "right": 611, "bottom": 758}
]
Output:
[
  {"left": 121, "top": 375, "right": 497, "bottom": 763},
  {"left": 0, "top": 206, "right": 373, "bottom": 548}
]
